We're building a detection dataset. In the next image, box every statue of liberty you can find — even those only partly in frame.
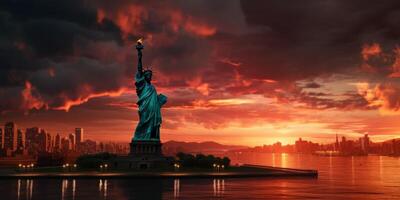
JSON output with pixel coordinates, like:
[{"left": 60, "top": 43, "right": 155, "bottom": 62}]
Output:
[{"left": 133, "top": 39, "right": 167, "bottom": 141}]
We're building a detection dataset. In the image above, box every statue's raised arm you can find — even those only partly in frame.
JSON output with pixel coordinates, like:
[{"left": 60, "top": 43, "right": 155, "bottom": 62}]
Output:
[{"left": 135, "top": 39, "right": 144, "bottom": 77}]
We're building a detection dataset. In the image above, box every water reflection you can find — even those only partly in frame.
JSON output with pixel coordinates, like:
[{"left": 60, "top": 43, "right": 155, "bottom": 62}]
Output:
[
  {"left": 99, "top": 179, "right": 108, "bottom": 199},
  {"left": 72, "top": 179, "right": 76, "bottom": 200},
  {"left": 272, "top": 153, "right": 276, "bottom": 167},
  {"left": 61, "top": 179, "right": 67, "bottom": 200},
  {"left": 213, "top": 179, "right": 225, "bottom": 197},
  {"left": 16, "top": 179, "right": 33, "bottom": 200},
  {"left": 328, "top": 155, "right": 333, "bottom": 180},
  {"left": 281, "top": 153, "right": 288, "bottom": 168},
  {"left": 117, "top": 178, "right": 163, "bottom": 200},
  {"left": 351, "top": 156, "right": 355, "bottom": 184},
  {"left": 379, "top": 156, "right": 383, "bottom": 181},
  {"left": 4, "top": 155, "right": 400, "bottom": 199},
  {"left": 174, "top": 179, "right": 180, "bottom": 198},
  {"left": 17, "top": 179, "right": 21, "bottom": 200}
]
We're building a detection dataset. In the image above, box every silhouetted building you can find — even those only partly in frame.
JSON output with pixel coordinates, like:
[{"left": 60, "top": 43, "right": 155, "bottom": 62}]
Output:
[
  {"left": 26, "top": 127, "right": 40, "bottom": 155},
  {"left": 38, "top": 129, "right": 48, "bottom": 153},
  {"left": 360, "top": 134, "right": 370, "bottom": 153},
  {"left": 69, "top": 133, "right": 75, "bottom": 150},
  {"left": 0, "top": 128, "right": 3, "bottom": 149},
  {"left": 391, "top": 139, "right": 400, "bottom": 155},
  {"left": 46, "top": 133, "right": 52, "bottom": 152},
  {"left": 75, "top": 128, "right": 83, "bottom": 148},
  {"left": 80, "top": 139, "right": 97, "bottom": 154},
  {"left": 4, "top": 122, "right": 18, "bottom": 152},
  {"left": 335, "top": 134, "right": 339, "bottom": 151},
  {"left": 61, "top": 137, "right": 70, "bottom": 153},
  {"left": 16, "top": 129, "right": 25, "bottom": 151},
  {"left": 54, "top": 134, "right": 61, "bottom": 151},
  {"left": 295, "top": 138, "right": 321, "bottom": 153}
]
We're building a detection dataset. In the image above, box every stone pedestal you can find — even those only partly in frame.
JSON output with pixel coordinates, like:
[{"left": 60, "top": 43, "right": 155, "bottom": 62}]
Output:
[
  {"left": 113, "top": 140, "right": 169, "bottom": 170},
  {"left": 130, "top": 140, "right": 162, "bottom": 156}
]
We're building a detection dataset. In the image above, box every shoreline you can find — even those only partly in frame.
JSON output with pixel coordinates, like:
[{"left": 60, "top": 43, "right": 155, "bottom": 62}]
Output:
[{"left": 0, "top": 165, "right": 318, "bottom": 179}]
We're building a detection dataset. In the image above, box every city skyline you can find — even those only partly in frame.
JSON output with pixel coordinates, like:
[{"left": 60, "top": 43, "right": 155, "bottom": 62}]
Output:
[
  {"left": 0, "top": 120, "right": 398, "bottom": 147},
  {"left": 2, "top": 120, "right": 400, "bottom": 159}
]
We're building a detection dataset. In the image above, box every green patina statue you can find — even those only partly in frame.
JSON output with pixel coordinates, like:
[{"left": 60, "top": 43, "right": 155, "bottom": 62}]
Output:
[{"left": 133, "top": 39, "right": 167, "bottom": 141}]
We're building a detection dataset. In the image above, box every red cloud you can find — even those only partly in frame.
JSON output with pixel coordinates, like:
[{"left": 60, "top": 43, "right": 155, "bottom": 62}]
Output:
[
  {"left": 53, "top": 86, "right": 127, "bottom": 112},
  {"left": 361, "top": 43, "right": 382, "bottom": 60},
  {"left": 357, "top": 82, "right": 400, "bottom": 114},
  {"left": 21, "top": 81, "right": 46, "bottom": 111}
]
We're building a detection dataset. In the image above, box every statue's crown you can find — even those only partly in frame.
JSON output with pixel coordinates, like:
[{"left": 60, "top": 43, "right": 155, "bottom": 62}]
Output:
[{"left": 144, "top": 69, "right": 152, "bottom": 75}]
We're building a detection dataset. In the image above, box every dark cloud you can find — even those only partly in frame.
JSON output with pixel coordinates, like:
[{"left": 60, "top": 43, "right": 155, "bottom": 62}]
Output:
[
  {"left": 1, "top": 0, "right": 400, "bottom": 116},
  {"left": 221, "top": 0, "right": 400, "bottom": 82}
]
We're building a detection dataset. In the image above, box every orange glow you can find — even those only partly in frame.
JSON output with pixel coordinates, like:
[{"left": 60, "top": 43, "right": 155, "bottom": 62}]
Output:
[
  {"left": 97, "top": 9, "right": 105, "bottom": 24},
  {"left": 389, "top": 47, "right": 400, "bottom": 78},
  {"left": 208, "top": 98, "right": 255, "bottom": 106},
  {"left": 362, "top": 43, "right": 381, "bottom": 60},
  {"left": 113, "top": 5, "right": 147, "bottom": 37},
  {"left": 21, "top": 81, "right": 46, "bottom": 110},
  {"left": 187, "top": 78, "right": 210, "bottom": 96},
  {"left": 183, "top": 18, "right": 216, "bottom": 37},
  {"left": 357, "top": 82, "right": 400, "bottom": 115},
  {"left": 54, "top": 87, "right": 127, "bottom": 112},
  {"left": 169, "top": 10, "right": 216, "bottom": 37}
]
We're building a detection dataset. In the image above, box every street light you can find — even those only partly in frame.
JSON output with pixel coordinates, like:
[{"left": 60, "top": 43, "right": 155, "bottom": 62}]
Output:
[
  {"left": 174, "top": 163, "right": 180, "bottom": 170},
  {"left": 216, "top": 165, "right": 221, "bottom": 172}
]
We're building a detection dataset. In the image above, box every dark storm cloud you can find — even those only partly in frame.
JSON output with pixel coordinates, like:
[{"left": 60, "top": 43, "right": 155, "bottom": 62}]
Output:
[
  {"left": 224, "top": 0, "right": 400, "bottom": 81},
  {"left": 0, "top": 0, "right": 128, "bottom": 111},
  {"left": 0, "top": 0, "right": 253, "bottom": 113},
  {"left": 1, "top": 0, "right": 400, "bottom": 114}
]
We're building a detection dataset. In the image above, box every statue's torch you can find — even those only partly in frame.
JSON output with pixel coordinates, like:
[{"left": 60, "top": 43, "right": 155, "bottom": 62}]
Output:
[{"left": 136, "top": 38, "right": 144, "bottom": 51}]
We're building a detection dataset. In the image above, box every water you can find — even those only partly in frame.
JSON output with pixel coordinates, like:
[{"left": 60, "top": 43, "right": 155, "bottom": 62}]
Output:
[{"left": 1, "top": 154, "right": 399, "bottom": 199}]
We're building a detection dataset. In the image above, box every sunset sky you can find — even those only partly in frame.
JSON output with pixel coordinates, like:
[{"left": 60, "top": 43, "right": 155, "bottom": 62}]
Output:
[{"left": 1, "top": 0, "right": 400, "bottom": 146}]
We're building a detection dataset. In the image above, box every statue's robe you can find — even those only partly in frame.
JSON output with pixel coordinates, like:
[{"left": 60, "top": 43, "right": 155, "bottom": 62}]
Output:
[{"left": 133, "top": 73, "right": 167, "bottom": 141}]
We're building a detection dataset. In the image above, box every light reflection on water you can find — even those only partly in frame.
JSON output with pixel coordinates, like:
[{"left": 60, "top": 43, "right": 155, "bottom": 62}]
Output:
[
  {"left": 173, "top": 179, "right": 180, "bottom": 198},
  {"left": 15, "top": 179, "right": 33, "bottom": 200},
  {"left": 1, "top": 154, "right": 400, "bottom": 199},
  {"left": 213, "top": 179, "right": 225, "bottom": 197}
]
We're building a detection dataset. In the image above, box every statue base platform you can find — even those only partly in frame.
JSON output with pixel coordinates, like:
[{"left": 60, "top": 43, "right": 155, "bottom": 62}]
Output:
[
  {"left": 106, "top": 140, "right": 172, "bottom": 170},
  {"left": 130, "top": 140, "right": 162, "bottom": 156}
]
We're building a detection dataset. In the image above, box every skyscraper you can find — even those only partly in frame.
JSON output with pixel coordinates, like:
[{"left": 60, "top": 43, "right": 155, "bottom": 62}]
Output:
[
  {"left": 26, "top": 127, "right": 40, "bottom": 155},
  {"left": 16, "top": 129, "right": 25, "bottom": 151},
  {"left": 75, "top": 128, "right": 83, "bottom": 146},
  {"left": 69, "top": 133, "right": 75, "bottom": 150},
  {"left": 38, "top": 129, "right": 47, "bottom": 152},
  {"left": 361, "top": 134, "right": 370, "bottom": 154},
  {"left": 0, "top": 128, "right": 3, "bottom": 149},
  {"left": 4, "top": 122, "right": 18, "bottom": 151},
  {"left": 46, "top": 133, "right": 52, "bottom": 152},
  {"left": 335, "top": 134, "right": 339, "bottom": 151},
  {"left": 55, "top": 134, "right": 61, "bottom": 151},
  {"left": 61, "top": 137, "right": 70, "bottom": 153}
]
